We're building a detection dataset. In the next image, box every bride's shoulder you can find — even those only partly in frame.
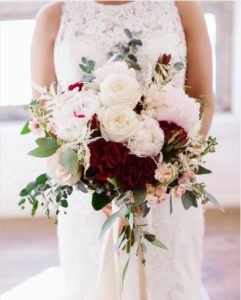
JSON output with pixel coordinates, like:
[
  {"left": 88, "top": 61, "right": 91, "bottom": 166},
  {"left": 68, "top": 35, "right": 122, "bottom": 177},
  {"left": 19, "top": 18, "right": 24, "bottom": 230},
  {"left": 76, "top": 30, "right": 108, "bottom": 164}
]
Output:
[{"left": 34, "top": 2, "right": 63, "bottom": 41}]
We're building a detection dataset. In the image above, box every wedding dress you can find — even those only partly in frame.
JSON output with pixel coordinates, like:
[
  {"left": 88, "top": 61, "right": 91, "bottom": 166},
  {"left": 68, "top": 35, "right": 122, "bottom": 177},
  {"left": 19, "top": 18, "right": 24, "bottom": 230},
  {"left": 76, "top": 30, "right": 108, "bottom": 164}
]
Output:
[{"left": 1, "top": 1, "right": 210, "bottom": 300}]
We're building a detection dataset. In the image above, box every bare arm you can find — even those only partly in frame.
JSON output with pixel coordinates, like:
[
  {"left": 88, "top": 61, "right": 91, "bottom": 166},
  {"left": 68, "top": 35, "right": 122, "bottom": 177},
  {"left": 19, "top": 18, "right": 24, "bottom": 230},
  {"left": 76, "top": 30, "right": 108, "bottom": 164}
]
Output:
[
  {"left": 31, "top": 3, "right": 62, "bottom": 98},
  {"left": 176, "top": 1, "right": 214, "bottom": 136}
]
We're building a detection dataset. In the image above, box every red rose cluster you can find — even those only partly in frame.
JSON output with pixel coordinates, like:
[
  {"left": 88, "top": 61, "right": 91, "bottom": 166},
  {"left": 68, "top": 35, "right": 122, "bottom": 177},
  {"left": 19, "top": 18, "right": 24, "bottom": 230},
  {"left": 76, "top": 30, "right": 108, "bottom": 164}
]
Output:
[{"left": 87, "top": 139, "right": 156, "bottom": 191}]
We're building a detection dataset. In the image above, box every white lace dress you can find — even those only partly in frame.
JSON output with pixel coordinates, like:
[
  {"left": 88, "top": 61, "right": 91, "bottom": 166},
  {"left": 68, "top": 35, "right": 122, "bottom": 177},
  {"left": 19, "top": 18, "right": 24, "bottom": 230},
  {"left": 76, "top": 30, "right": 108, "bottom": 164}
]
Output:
[
  {"left": 54, "top": 1, "right": 209, "bottom": 300},
  {"left": 1, "top": 1, "right": 209, "bottom": 300}
]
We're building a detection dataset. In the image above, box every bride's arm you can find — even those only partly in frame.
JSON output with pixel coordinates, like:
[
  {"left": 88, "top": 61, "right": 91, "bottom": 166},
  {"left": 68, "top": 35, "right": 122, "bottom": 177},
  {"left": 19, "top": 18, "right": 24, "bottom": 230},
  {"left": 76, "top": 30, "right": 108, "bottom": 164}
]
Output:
[
  {"left": 176, "top": 1, "right": 214, "bottom": 137},
  {"left": 31, "top": 3, "right": 62, "bottom": 98}
]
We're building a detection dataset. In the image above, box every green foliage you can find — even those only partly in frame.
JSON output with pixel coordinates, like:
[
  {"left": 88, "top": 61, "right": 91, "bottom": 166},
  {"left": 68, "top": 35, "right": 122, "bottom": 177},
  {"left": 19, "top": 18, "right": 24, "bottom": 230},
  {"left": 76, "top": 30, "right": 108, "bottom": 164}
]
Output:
[
  {"left": 197, "top": 165, "right": 212, "bottom": 175},
  {"left": 60, "top": 148, "right": 79, "bottom": 175},
  {"left": 18, "top": 173, "right": 73, "bottom": 222},
  {"left": 205, "top": 190, "right": 224, "bottom": 212},
  {"left": 133, "top": 188, "right": 147, "bottom": 206},
  {"left": 28, "top": 138, "right": 59, "bottom": 158},
  {"left": 181, "top": 190, "right": 198, "bottom": 209},
  {"left": 20, "top": 121, "right": 31, "bottom": 135},
  {"left": 79, "top": 57, "right": 96, "bottom": 78},
  {"left": 92, "top": 192, "right": 111, "bottom": 210},
  {"left": 143, "top": 231, "right": 168, "bottom": 250},
  {"left": 99, "top": 209, "right": 122, "bottom": 240}
]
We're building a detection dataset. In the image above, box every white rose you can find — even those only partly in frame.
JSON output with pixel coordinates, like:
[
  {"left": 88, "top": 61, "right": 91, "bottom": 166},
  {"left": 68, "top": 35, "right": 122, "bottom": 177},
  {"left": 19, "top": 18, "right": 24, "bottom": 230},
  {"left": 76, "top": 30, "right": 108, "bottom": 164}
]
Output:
[
  {"left": 99, "top": 73, "right": 141, "bottom": 108},
  {"left": 128, "top": 117, "right": 165, "bottom": 157},
  {"left": 47, "top": 147, "right": 81, "bottom": 186},
  {"left": 98, "top": 104, "right": 139, "bottom": 142},
  {"left": 53, "top": 90, "right": 100, "bottom": 142},
  {"left": 94, "top": 60, "right": 136, "bottom": 84}
]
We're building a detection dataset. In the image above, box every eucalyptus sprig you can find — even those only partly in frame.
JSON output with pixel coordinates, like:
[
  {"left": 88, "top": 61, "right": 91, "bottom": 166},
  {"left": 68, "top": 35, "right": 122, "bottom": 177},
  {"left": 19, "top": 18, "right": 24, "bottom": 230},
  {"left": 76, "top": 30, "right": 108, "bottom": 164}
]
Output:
[
  {"left": 108, "top": 28, "right": 143, "bottom": 71},
  {"left": 79, "top": 57, "right": 96, "bottom": 82},
  {"left": 19, "top": 173, "right": 73, "bottom": 223}
]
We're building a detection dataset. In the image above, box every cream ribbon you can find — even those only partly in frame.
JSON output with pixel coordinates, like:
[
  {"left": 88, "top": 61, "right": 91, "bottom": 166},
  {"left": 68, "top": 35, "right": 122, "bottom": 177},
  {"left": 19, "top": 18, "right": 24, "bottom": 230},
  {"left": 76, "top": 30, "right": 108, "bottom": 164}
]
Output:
[{"left": 96, "top": 204, "right": 148, "bottom": 300}]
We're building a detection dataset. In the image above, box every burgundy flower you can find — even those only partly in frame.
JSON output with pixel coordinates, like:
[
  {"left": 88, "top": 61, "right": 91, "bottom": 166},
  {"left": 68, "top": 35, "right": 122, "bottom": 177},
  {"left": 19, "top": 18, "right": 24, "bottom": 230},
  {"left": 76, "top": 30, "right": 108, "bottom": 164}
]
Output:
[
  {"left": 158, "top": 53, "right": 172, "bottom": 65},
  {"left": 119, "top": 155, "right": 156, "bottom": 191},
  {"left": 68, "top": 82, "right": 83, "bottom": 91},
  {"left": 159, "top": 121, "right": 187, "bottom": 142},
  {"left": 87, "top": 139, "right": 130, "bottom": 181},
  {"left": 89, "top": 114, "right": 101, "bottom": 138}
]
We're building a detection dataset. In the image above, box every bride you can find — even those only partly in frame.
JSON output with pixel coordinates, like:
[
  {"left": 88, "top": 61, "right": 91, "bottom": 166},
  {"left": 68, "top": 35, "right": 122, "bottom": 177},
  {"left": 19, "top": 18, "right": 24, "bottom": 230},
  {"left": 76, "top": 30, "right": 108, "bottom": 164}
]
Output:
[{"left": 29, "top": 1, "right": 214, "bottom": 299}]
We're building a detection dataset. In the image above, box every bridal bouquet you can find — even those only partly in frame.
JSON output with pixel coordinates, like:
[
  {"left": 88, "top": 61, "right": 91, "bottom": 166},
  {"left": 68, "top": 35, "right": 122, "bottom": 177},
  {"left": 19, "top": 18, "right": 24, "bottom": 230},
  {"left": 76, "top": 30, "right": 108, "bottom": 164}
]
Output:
[{"left": 19, "top": 29, "right": 220, "bottom": 282}]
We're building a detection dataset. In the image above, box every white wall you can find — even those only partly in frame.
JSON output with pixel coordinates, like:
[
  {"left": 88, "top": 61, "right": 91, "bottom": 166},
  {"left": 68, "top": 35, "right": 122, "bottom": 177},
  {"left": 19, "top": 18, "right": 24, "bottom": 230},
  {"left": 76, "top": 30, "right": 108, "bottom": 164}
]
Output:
[{"left": 0, "top": 115, "right": 240, "bottom": 219}]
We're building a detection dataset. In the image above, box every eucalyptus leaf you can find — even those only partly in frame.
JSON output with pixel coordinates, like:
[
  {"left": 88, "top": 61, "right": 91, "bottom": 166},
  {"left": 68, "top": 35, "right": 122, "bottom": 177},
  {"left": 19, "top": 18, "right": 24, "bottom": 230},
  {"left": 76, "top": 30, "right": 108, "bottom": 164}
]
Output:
[
  {"left": 181, "top": 190, "right": 196, "bottom": 210},
  {"left": 60, "top": 148, "right": 79, "bottom": 175},
  {"left": 76, "top": 181, "right": 88, "bottom": 193},
  {"left": 205, "top": 190, "right": 225, "bottom": 212},
  {"left": 151, "top": 238, "right": 168, "bottom": 250},
  {"left": 99, "top": 210, "right": 121, "bottom": 240},
  {"left": 122, "top": 257, "right": 130, "bottom": 289},
  {"left": 35, "top": 137, "right": 57, "bottom": 147},
  {"left": 105, "top": 231, "right": 125, "bottom": 263},
  {"left": 19, "top": 188, "right": 29, "bottom": 197},
  {"left": 124, "top": 28, "right": 132, "bottom": 39},
  {"left": 28, "top": 146, "right": 58, "bottom": 158},
  {"left": 133, "top": 188, "right": 147, "bottom": 206}
]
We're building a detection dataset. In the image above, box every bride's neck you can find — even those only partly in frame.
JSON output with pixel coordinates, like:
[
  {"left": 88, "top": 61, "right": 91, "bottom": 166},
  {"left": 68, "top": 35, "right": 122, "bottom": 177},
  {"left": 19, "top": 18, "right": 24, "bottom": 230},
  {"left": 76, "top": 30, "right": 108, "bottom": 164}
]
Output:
[{"left": 95, "top": 1, "right": 133, "bottom": 5}]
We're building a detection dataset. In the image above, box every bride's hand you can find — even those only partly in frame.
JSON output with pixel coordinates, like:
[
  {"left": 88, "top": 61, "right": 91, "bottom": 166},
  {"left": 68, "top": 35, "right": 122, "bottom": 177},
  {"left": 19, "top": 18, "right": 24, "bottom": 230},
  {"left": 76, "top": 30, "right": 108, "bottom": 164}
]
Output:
[{"left": 102, "top": 203, "right": 112, "bottom": 218}]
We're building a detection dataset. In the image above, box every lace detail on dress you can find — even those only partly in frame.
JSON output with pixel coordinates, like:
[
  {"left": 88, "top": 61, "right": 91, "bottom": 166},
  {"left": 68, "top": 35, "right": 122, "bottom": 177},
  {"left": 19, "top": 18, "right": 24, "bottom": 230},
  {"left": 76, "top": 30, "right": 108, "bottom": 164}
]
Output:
[
  {"left": 54, "top": 2, "right": 207, "bottom": 300},
  {"left": 54, "top": 0, "right": 186, "bottom": 87}
]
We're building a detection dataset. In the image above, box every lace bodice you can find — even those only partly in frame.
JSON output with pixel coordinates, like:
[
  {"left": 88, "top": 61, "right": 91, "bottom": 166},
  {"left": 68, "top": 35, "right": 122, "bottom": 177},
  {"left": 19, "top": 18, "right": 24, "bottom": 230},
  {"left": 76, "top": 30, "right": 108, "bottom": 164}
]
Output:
[
  {"left": 55, "top": 2, "right": 208, "bottom": 300},
  {"left": 54, "top": 0, "right": 186, "bottom": 86}
]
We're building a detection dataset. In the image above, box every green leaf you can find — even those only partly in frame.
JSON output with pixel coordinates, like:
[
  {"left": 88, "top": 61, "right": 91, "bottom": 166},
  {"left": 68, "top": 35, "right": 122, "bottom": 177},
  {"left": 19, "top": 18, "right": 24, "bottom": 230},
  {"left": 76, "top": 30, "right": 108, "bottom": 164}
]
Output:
[
  {"left": 205, "top": 190, "right": 225, "bottom": 212},
  {"left": 61, "top": 199, "right": 68, "bottom": 208},
  {"left": 99, "top": 210, "right": 121, "bottom": 240},
  {"left": 36, "top": 173, "right": 48, "bottom": 185},
  {"left": 19, "top": 188, "right": 29, "bottom": 197},
  {"left": 143, "top": 231, "right": 168, "bottom": 250},
  {"left": 105, "top": 231, "right": 125, "bottom": 263},
  {"left": 31, "top": 201, "right": 38, "bottom": 216},
  {"left": 170, "top": 191, "right": 173, "bottom": 214},
  {"left": 114, "top": 53, "right": 125, "bottom": 61},
  {"left": 81, "top": 57, "right": 88, "bottom": 64},
  {"left": 133, "top": 188, "right": 147, "bottom": 206},
  {"left": 143, "top": 231, "right": 156, "bottom": 242},
  {"left": 107, "top": 177, "right": 120, "bottom": 188},
  {"left": 18, "top": 199, "right": 26, "bottom": 206},
  {"left": 88, "top": 60, "right": 95, "bottom": 71},
  {"left": 92, "top": 192, "right": 111, "bottom": 211},
  {"left": 129, "top": 212, "right": 134, "bottom": 230},
  {"left": 79, "top": 64, "right": 89, "bottom": 73},
  {"left": 60, "top": 148, "right": 79, "bottom": 175},
  {"left": 174, "top": 61, "right": 184, "bottom": 71},
  {"left": 28, "top": 146, "right": 58, "bottom": 157},
  {"left": 20, "top": 121, "right": 31, "bottom": 135},
  {"left": 76, "top": 181, "right": 88, "bottom": 193},
  {"left": 26, "top": 181, "right": 37, "bottom": 193},
  {"left": 128, "top": 54, "right": 137, "bottom": 62},
  {"left": 124, "top": 28, "right": 132, "bottom": 39},
  {"left": 181, "top": 190, "right": 196, "bottom": 210},
  {"left": 35, "top": 137, "right": 57, "bottom": 147},
  {"left": 151, "top": 238, "right": 168, "bottom": 250},
  {"left": 122, "top": 257, "right": 130, "bottom": 288},
  {"left": 28, "top": 138, "right": 59, "bottom": 157},
  {"left": 197, "top": 165, "right": 212, "bottom": 175},
  {"left": 129, "top": 60, "right": 141, "bottom": 71}
]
